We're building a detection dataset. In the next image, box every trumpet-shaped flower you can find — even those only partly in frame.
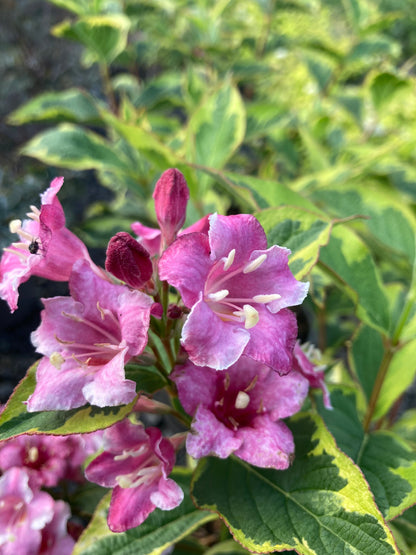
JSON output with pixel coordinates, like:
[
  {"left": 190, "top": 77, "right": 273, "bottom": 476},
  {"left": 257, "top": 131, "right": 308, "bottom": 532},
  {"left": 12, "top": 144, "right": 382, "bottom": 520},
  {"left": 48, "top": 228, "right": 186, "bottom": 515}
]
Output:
[
  {"left": 0, "top": 177, "right": 98, "bottom": 312},
  {"left": 293, "top": 341, "right": 332, "bottom": 409},
  {"left": 85, "top": 419, "right": 183, "bottom": 532},
  {"left": 159, "top": 213, "right": 309, "bottom": 372},
  {"left": 0, "top": 467, "right": 55, "bottom": 554},
  {"left": 26, "top": 260, "right": 153, "bottom": 411},
  {"left": 172, "top": 356, "right": 309, "bottom": 469},
  {"left": 0, "top": 434, "right": 89, "bottom": 489}
]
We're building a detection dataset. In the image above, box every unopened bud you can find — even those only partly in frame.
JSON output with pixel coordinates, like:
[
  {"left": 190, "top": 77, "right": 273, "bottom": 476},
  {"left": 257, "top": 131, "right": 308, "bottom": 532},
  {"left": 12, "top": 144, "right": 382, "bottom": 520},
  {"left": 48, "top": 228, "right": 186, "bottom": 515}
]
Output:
[
  {"left": 167, "top": 304, "right": 182, "bottom": 319},
  {"left": 106, "top": 232, "right": 153, "bottom": 289},
  {"left": 153, "top": 168, "right": 189, "bottom": 246}
]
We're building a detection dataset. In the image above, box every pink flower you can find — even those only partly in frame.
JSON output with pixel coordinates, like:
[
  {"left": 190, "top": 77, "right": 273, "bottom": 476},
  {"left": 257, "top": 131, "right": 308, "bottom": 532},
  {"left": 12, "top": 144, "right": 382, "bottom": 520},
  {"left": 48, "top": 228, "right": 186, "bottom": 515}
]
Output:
[
  {"left": 172, "top": 356, "right": 309, "bottom": 469},
  {"left": 85, "top": 419, "right": 183, "bottom": 532},
  {"left": 293, "top": 341, "right": 332, "bottom": 409},
  {"left": 0, "top": 467, "right": 55, "bottom": 554},
  {"left": 0, "top": 177, "right": 98, "bottom": 313},
  {"left": 0, "top": 434, "right": 89, "bottom": 489},
  {"left": 159, "top": 213, "right": 309, "bottom": 372},
  {"left": 39, "top": 500, "right": 75, "bottom": 555},
  {"left": 131, "top": 214, "right": 210, "bottom": 257},
  {"left": 153, "top": 168, "right": 189, "bottom": 247},
  {"left": 26, "top": 259, "right": 153, "bottom": 411},
  {"left": 105, "top": 232, "right": 153, "bottom": 289}
]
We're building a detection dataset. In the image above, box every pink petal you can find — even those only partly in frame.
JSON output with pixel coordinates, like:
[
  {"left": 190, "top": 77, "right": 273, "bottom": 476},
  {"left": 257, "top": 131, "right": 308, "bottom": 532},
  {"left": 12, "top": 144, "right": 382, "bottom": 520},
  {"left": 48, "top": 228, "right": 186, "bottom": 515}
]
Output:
[
  {"left": 208, "top": 213, "right": 267, "bottom": 261},
  {"left": 150, "top": 477, "right": 184, "bottom": 510},
  {"left": 181, "top": 299, "right": 250, "bottom": 370},
  {"left": 234, "top": 416, "right": 295, "bottom": 470},
  {"left": 244, "top": 308, "right": 298, "bottom": 374},
  {"left": 158, "top": 233, "right": 211, "bottom": 307},
  {"left": 186, "top": 406, "right": 242, "bottom": 459}
]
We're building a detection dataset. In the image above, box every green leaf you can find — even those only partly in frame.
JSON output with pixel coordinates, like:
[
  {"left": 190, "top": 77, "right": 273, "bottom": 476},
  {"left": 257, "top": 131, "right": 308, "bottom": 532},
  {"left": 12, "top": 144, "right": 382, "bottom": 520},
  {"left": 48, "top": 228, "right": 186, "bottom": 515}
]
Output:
[
  {"left": 73, "top": 468, "right": 216, "bottom": 555},
  {"left": 391, "top": 505, "right": 416, "bottom": 549},
  {"left": 374, "top": 338, "right": 416, "bottom": 421},
  {"left": 349, "top": 325, "right": 384, "bottom": 402},
  {"left": 8, "top": 89, "right": 100, "bottom": 125},
  {"left": 46, "top": 0, "right": 91, "bottom": 15},
  {"left": 370, "top": 72, "right": 409, "bottom": 111},
  {"left": 0, "top": 363, "right": 136, "bottom": 439},
  {"left": 52, "top": 14, "right": 130, "bottom": 65},
  {"left": 20, "top": 123, "right": 133, "bottom": 173},
  {"left": 186, "top": 81, "right": 246, "bottom": 191},
  {"left": 319, "top": 225, "right": 390, "bottom": 333},
  {"left": 316, "top": 388, "right": 416, "bottom": 520},
  {"left": 195, "top": 168, "right": 318, "bottom": 213},
  {"left": 310, "top": 185, "right": 416, "bottom": 269},
  {"left": 124, "top": 364, "right": 168, "bottom": 394},
  {"left": 256, "top": 206, "right": 333, "bottom": 279},
  {"left": 392, "top": 409, "right": 416, "bottom": 449},
  {"left": 192, "top": 413, "right": 398, "bottom": 554}
]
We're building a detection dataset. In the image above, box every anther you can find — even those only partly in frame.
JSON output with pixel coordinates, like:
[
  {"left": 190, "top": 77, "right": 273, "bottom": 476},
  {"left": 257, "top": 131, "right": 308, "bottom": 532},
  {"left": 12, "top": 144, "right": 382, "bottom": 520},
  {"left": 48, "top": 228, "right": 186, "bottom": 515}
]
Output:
[
  {"left": 223, "top": 249, "right": 236, "bottom": 271},
  {"left": 252, "top": 293, "right": 281, "bottom": 303},
  {"left": 243, "top": 254, "right": 267, "bottom": 274},
  {"left": 207, "top": 289, "right": 229, "bottom": 302},
  {"left": 235, "top": 391, "right": 250, "bottom": 410}
]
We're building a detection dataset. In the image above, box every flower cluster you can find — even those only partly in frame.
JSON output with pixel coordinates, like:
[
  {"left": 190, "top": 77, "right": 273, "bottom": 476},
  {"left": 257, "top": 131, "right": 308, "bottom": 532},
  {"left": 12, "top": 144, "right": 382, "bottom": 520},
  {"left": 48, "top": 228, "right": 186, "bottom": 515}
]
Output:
[
  {"left": 0, "top": 431, "right": 97, "bottom": 554},
  {"left": 0, "top": 169, "right": 330, "bottom": 538}
]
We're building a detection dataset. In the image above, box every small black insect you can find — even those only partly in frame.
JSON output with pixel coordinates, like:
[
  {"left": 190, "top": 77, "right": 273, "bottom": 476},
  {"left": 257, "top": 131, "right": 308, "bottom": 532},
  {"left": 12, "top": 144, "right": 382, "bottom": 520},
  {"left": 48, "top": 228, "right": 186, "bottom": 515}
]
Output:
[{"left": 28, "top": 239, "right": 40, "bottom": 255}]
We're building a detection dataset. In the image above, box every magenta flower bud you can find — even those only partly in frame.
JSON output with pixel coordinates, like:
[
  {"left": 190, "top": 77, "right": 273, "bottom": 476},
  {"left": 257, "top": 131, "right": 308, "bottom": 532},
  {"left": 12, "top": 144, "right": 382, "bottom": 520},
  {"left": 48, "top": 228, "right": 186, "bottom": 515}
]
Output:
[
  {"left": 167, "top": 304, "right": 182, "bottom": 319},
  {"left": 153, "top": 168, "right": 190, "bottom": 246},
  {"left": 106, "top": 232, "right": 153, "bottom": 289}
]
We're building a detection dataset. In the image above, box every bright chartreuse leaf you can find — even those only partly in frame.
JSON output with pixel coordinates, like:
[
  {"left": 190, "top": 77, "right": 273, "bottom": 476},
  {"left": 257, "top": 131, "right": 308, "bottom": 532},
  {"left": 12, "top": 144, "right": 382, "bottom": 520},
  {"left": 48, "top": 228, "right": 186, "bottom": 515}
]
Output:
[
  {"left": 192, "top": 412, "right": 398, "bottom": 554},
  {"left": 52, "top": 14, "right": 130, "bottom": 65},
  {"left": 20, "top": 123, "right": 134, "bottom": 173},
  {"left": 186, "top": 80, "right": 246, "bottom": 192},
  {"left": 316, "top": 388, "right": 416, "bottom": 521},
  {"left": 374, "top": 337, "right": 416, "bottom": 421},
  {"left": 8, "top": 89, "right": 100, "bottom": 125},
  {"left": 256, "top": 206, "right": 332, "bottom": 279},
  {"left": 370, "top": 72, "right": 410, "bottom": 111},
  {"left": 0, "top": 362, "right": 136, "bottom": 439},
  {"left": 319, "top": 224, "right": 390, "bottom": 332},
  {"left": 73, "top": 468, "right": 216, "bottom": 555}
]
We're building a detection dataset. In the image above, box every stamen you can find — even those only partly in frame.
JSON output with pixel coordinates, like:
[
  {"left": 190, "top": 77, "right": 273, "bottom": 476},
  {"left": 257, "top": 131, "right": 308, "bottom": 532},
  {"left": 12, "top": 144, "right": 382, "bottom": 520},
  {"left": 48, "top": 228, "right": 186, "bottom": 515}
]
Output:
[
  {"left": 235, "top": 391, "right": 250, "bottom": 410},
  {"left": 114, "top": 445, "right": 147, "bottom": 461},
  {"left": 245, "top": 375, "right": 258, "bottom": 392},
  {"left": 223, "top": 249, "right": 235, "bottom": 271},
  {"left": 9, "top": 219, "right": 22, "bottom": 234},
  {"left": 224, "top": 373, "right": 230, "bottom": 391},
  {"left": 50, "top": 352, "right": 64, "bottom": 369},
  {"left": 233, "top": 305, "right": 259, "bottom": 329},
  {"left": 243, "top": 254, "right": 267, "bottom": 274},
  {"left": 27, "top": 447, "right": 39, "bottom": 463},
  {"left": 97, "top": 302, "right": 106, "bottom": 320},
  {"left": 252, "top": 293, "right": 281, "bottom": 303},
  {"left": 61, "top": 311, "right": 120, "bottom": 345},
  {"left": 228, "top": 416, "right": 239, "bottom": 430},
  {"left": 207, "top": 289, "right": 229, "bottom": 302}
]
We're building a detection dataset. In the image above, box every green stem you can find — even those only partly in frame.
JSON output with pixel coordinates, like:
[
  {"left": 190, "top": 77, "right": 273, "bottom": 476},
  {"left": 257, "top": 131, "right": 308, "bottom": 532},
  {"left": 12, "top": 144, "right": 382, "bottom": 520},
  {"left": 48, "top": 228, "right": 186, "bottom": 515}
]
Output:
[{"left": 362, "top": 342, "right": 394, "bottom": 432}]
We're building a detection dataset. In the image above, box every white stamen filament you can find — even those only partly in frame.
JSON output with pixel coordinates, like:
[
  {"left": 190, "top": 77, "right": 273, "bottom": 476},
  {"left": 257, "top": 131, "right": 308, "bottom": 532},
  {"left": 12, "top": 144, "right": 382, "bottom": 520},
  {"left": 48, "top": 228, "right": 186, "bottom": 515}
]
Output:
[
  {"left": 61, "top": 312, "right": 121, "bottom": 345},
  {"left": 243, "top": 254, "right": 267, "bottom": 274},
  {"left": 235, "top": 391, "right": 250, "bottom": 410},
  {"left": 207, "top": 289, "right": 229, "bottom": 302},
  {"left": 252, "top": 293, "right": 281, "bottom": 303},
  {"left": 223, "top": 249, "right": 235, "bottom": 271},
  {"left": 114, "top": 445, "right": 147, "bottom": 461}
]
